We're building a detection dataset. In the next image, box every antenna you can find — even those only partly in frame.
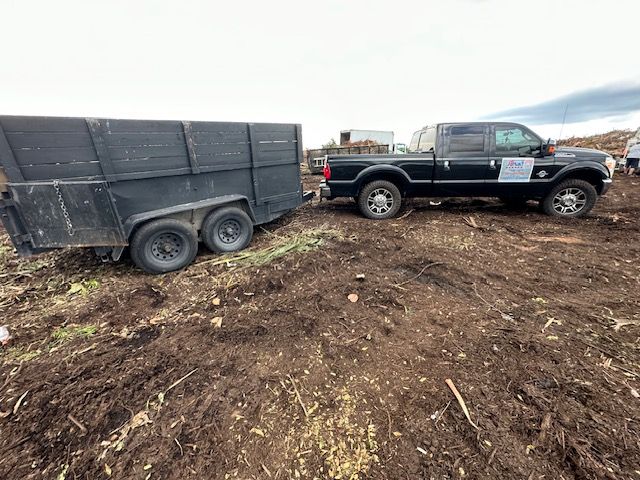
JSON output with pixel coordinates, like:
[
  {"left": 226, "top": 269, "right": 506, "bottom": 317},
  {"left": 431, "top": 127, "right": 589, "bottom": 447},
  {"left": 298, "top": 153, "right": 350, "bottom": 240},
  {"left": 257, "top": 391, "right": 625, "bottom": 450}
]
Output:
[{"left": 558, "top": 104, "right": 569, "bottom": 139}]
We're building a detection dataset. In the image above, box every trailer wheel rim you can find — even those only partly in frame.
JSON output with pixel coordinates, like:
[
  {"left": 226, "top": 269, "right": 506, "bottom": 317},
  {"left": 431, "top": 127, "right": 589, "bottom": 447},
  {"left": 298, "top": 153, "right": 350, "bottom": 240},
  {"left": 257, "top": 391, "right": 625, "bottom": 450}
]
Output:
[
  {"left": 367, "top": 188, "right": 394, "bottom": 215},
  {"left": 218, "top": 219, "right": 242, "bottom": 244},
  {"left": 552, "top": 188, "right": 587, "bottom": 215},
  {"left": 150, "top": 233, "right": 185, "bottom": 262}
]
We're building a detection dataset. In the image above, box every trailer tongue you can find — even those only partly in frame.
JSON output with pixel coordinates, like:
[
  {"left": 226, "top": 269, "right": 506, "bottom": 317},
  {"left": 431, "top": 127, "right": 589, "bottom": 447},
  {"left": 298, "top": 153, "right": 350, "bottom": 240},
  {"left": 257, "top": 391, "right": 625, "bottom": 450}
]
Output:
[{"left": 0, "top": 116, "right": 312, "bottom": 273}]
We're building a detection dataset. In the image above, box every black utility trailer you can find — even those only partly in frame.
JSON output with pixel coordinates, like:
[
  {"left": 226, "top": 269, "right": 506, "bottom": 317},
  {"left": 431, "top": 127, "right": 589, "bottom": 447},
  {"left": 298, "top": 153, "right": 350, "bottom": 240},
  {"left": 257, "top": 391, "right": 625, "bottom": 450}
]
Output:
[{"left": 0, "top": 116, "right": 312, "bottom": 273}]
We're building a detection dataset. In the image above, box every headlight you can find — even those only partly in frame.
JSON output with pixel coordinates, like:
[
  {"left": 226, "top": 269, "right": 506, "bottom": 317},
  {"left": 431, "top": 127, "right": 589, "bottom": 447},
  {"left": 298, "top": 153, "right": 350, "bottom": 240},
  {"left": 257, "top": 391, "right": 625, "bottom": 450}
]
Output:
[{"left": 604, "top": 156, "right": 616, "bottom": 177}]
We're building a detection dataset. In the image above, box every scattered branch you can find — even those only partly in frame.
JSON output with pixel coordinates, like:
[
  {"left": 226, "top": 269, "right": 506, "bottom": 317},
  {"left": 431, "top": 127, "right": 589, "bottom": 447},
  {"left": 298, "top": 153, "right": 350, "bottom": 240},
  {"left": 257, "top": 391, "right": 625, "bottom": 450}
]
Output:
[
  {"left": 445, "top": 379, "right": 478, "bottom": 430},
  {"left": 473, "top": 283, "right": 508, "bottom": 317},
  {"left": 434, "top": 400, "right": 452, "bottom": 425},
  {"left": 67, "top": 414, "right": 88, "bottom": 435},
  {"left": 287, "top": 374, "right": 308, "bottom": 417},
  {"left": 394, "top": 262, "right": 443, "bottom": 288},
  {"left": 462, "top": 216, "right": 481, "bottom": 229},
  {"left": 397, "top": 209, "right": 414, "bottom": 220},
  {"left": 165, "top": 368, "right": 199, "bottom": 395},
  {"left": 12, "top": 390, "right": 29, "bottom": 415}
]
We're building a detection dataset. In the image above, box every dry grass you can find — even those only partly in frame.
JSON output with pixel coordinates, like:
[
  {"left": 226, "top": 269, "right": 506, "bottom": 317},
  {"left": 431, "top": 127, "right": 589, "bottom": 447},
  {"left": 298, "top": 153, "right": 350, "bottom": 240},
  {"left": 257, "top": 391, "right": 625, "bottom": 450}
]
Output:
[
  {"left": 1, "top": 325, "right": 97, "bottom": 365},
  {"left": 195, "top": 226, "right": 342, "bottom": 269},
  {"left": 50, "top": 325, "right": 97, "bottom": 346},
  {"left": 0, "top": 236, "right": 99, "bottom": 312}
]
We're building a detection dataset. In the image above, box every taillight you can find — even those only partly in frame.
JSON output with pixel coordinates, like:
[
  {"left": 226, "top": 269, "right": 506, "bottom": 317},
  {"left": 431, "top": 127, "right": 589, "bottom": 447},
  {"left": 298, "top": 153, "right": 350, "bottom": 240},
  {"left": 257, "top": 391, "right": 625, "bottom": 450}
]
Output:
[{"left": 323, "top": 161, "right": 331, "bottom": 180}]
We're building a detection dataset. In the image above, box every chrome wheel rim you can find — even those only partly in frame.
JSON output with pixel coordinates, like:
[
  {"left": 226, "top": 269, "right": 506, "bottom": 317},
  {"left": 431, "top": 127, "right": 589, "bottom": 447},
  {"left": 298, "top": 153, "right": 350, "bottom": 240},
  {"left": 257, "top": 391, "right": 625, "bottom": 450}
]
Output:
[
  {"left": 151, "top": 233, "right": 184, "bottom": 262},
  {"left": 552, "top": 188, "right": 587, "bottom": 215},
  {"left": 367, "top": 188, "right": 394, "bottom": 215},
  {"left": 218, "top": 219, "right": 241, "bottom": 244}
]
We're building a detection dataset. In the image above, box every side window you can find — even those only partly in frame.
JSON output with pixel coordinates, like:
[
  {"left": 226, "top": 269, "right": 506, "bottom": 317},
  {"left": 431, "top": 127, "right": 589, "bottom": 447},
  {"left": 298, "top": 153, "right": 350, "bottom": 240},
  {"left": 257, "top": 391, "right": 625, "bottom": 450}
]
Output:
[
  {"left": 418, "top": 127, "right": 436, "bottom": 152},
  {"left": 409, "top": 131, "right": 421, "bottom": 152},
  {"left": 448, "top": 125, "right": 485, "bottom": 153},
  {"left": 495, "top": 126, "right": 541, "bottom": 154}
]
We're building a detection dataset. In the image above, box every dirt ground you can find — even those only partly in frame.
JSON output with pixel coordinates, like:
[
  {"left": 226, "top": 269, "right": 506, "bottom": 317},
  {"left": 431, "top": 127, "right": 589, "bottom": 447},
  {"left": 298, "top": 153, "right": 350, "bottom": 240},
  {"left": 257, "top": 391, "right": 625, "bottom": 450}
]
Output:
[{"left": 0, "top": 173, "right": 639, "bottom": 480}]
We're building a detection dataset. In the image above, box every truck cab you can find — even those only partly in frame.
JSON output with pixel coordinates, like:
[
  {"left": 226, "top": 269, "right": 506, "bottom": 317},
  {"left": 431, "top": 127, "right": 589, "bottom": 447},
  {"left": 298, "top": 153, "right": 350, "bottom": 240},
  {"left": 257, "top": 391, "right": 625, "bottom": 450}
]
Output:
[{"left": 408, "top": 122, "right": 560, "bottom": 197}]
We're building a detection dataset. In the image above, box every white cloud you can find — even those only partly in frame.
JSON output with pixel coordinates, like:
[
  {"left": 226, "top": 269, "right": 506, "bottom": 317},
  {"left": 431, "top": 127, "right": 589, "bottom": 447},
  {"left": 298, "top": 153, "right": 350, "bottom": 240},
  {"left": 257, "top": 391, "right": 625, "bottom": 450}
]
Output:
[{"left": 0, "top": 0, "right": 638, "bottom": 145}]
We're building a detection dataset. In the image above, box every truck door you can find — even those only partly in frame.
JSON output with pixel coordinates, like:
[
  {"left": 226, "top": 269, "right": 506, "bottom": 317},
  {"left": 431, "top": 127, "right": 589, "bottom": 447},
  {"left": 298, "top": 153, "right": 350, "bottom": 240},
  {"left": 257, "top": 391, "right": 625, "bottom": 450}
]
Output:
[
  {"left": 486, "top": 124, "right": 554, "bottom": 197},
  {"left": 434, "top": 124, "right": 489, "bottom": 195}
]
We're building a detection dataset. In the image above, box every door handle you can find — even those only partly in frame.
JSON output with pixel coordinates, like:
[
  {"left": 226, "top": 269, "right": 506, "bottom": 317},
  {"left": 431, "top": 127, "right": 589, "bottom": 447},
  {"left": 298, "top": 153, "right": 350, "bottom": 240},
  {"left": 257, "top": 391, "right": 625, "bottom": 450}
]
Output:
[
  {"left": 489, "top": 159, "right": 496, "bottom": 169},
  {"left": 443, "top": 160, "right": 450, "bottom": 171}
]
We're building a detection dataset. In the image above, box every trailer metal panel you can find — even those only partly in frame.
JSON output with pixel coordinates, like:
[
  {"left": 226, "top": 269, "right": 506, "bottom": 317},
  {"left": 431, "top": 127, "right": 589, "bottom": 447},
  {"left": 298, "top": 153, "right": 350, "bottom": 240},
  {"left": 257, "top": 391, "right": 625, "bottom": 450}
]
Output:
[{"left": 9, "top": 181, "right": 126, "bottom": 248}]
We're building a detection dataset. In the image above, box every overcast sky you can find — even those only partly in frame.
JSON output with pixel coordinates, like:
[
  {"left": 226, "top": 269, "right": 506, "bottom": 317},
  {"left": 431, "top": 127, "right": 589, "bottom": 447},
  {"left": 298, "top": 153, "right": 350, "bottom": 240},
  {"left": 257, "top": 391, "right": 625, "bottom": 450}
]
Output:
[{"left": 1, "top": 0, "right": 639, "bottom": 146}]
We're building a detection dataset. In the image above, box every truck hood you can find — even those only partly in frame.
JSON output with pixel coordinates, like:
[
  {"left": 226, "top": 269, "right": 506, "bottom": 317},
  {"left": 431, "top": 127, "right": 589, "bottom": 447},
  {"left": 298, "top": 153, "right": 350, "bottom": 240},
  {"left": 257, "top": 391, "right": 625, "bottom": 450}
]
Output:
[{"left": 555, "top": 146, "right": 609, "bottom": 160}]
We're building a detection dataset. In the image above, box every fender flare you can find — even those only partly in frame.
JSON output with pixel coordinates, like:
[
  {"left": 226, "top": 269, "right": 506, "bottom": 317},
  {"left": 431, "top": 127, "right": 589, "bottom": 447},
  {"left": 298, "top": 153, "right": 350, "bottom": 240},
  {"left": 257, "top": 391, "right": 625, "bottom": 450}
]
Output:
[
  {"left": 353, "top": 165, "right": 412, "bottom": 192},
  {"left": 553, "top": 161, "right": 609, "bottom": 183}
]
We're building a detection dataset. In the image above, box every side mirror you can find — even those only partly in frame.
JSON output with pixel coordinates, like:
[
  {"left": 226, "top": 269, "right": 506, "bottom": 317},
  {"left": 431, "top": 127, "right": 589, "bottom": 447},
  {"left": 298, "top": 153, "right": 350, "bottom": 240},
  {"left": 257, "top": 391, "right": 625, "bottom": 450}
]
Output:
[{"left": 542, "top": 139, "right": 556, "bottom": 156}]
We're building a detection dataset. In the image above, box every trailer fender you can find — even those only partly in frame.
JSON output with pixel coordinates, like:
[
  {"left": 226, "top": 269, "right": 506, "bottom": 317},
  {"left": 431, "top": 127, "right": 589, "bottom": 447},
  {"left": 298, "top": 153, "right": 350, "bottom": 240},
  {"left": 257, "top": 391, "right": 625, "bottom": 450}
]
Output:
[{"left": 122, "top": 195, "right": 256, "bottom": 239}]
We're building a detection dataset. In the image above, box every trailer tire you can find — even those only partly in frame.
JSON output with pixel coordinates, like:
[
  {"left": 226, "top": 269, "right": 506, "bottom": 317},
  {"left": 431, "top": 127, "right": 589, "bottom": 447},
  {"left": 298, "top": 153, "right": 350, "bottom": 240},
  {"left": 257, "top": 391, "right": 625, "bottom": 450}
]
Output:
[
  {"left": 130, "top": 218, "right": 198, "bottom": 274},
  {"left": 202, "top": 207, "right": 253, "bottom": 253},
  {"left": 357, "top": 180, "right": 402, "bottom": 219}
]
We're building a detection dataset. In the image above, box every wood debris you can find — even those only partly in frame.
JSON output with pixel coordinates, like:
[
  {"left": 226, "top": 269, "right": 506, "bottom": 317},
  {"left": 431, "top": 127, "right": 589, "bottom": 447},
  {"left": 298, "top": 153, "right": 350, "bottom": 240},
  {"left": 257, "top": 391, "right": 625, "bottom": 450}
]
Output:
[{"left": 445, "top": 379, "right": 478, "bottom": 430}]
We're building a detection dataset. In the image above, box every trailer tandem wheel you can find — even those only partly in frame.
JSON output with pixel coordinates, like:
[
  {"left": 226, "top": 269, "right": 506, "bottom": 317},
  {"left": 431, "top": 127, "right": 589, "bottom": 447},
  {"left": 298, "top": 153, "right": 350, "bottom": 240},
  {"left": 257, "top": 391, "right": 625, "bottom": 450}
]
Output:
[
  {"left": 130, "top": 218, "right": 198, "bottom": 274},
  {"left": 201, "top": 206, "right": 253, "bottom": 253}
]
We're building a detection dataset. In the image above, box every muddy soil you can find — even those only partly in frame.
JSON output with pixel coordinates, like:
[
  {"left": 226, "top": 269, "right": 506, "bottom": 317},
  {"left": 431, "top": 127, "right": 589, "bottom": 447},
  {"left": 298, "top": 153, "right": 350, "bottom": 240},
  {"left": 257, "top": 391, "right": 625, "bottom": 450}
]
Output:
[{"left": 0, "top": 173, "right": 639, "bottom": 480}]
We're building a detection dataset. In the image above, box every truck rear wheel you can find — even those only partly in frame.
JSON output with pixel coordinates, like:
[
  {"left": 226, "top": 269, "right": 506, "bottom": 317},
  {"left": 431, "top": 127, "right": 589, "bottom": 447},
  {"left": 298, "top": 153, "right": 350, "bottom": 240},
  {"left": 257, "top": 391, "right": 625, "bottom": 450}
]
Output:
[
  {"left": 202, "top": 207, "right": 253, "bottom": 253},
  {"left": 130, "top": 218, "right": 198, "bottom": 274},
  {"left": 358, "top": 180, "right": 402, "bottom": 219},
  {"left": 542, "top": 179, "right": 597, "bottom": 218}
]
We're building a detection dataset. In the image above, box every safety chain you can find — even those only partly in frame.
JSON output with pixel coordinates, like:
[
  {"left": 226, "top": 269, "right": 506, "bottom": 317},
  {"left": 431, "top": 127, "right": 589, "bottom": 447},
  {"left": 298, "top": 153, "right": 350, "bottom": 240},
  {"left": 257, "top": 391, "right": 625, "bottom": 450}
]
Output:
[{"left": 53, "top": 180, "right": 75, "bottom": 237}]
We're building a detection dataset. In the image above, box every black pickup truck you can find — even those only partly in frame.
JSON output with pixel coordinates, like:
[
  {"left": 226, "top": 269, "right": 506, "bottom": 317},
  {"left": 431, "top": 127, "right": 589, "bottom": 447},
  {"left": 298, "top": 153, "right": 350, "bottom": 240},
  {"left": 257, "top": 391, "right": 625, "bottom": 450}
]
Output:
[{"left": 320, "top": 122, "right": 616, "bottom": 219}]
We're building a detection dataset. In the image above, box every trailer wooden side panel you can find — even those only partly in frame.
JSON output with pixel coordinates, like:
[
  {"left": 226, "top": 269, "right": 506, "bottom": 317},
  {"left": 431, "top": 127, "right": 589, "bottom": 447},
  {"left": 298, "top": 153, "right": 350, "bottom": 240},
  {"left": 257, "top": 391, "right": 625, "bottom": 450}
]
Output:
[{"left": 0, "top": 116, "right": 301, "bottom": 182}]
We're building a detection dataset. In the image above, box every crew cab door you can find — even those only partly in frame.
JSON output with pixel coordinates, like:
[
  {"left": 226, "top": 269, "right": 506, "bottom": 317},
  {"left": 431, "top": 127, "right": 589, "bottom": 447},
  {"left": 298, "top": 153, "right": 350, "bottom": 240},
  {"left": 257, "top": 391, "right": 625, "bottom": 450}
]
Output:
[
  {"left": 434, "top": 124, "right": 489, "bottom": 195},
  {"left": 486, "top": 124, "right": 555, "bottom": 197}
]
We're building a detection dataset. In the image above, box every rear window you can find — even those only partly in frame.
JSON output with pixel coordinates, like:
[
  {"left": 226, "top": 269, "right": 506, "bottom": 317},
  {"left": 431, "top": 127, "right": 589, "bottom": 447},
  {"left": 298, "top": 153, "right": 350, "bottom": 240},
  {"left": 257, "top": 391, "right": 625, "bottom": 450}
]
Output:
[
  {"left": 449, "top": 125, "right": 485, "bottom": 153},
  {"left": 418, "top": 127, "right": 436, "bottom": 152},
  {"left": 409, "top": 131, "right": 421, "bottom": 152}
]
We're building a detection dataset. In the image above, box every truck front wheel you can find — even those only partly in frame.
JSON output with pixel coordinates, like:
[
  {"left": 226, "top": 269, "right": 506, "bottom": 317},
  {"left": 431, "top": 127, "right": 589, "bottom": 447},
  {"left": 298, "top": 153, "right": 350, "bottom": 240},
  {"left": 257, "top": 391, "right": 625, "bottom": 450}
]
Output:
[
  {"left": 358, "top": 180, "right": 402, "bottom": 219},
  {"left": 130, "top": 218, "right": 199, "bottom": 274},
  {"left": 202, "top": 207, "right": 253, "bottom": 253},
  {"left": 541, "top": 179, "right": 597, "bottom": 218}
]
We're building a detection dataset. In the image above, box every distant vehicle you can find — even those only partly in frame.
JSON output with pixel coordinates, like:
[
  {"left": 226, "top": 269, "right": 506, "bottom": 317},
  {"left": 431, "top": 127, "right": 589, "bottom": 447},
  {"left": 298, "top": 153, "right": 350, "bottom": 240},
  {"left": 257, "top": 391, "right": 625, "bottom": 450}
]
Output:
[
  {"left": 320, "top": 122, "right": 616, "bottom": 219},
  {"left": 340, "top": 129, "right": 394, "bottom": 147},
  {"left": 0, "top": 116, "right": 312, "bottom": 273}
]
